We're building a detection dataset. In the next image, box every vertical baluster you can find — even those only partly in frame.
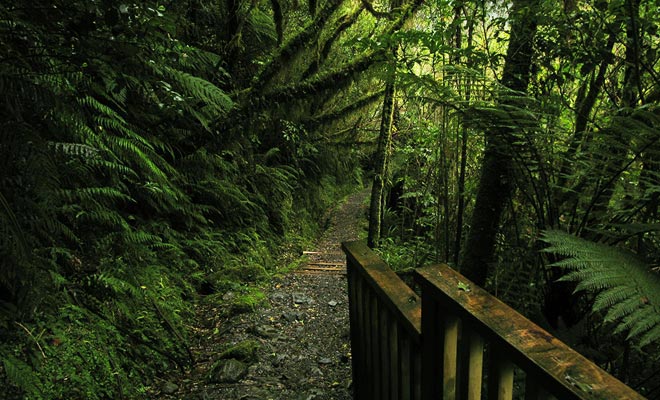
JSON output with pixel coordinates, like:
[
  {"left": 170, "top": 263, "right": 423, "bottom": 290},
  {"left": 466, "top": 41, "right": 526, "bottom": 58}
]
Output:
[
  {"left": 525, "top": 374, "right": 552, "bottom": 400},
  {"left": 347, "top": 263, "right": 359, "bottom": 397},
  {"left": 421, "top": 293, "right": 442, "bottom": 400},
  {"left": 401, "top": 333, "right": 412, "bottom": 400},
  {"left": 348, "top": 265, "right": 365, "bottom": 397},
  {"left": 488, "top": 346, "right": 514, "bottom": 400},
  {"left": 467, "top": 330, "right": 484, "bottom": 400},
  {"left": 379, "top": 306, "right": 390, "bottom": 399},
  {"left": 413, "top": 341, "right": 423, "bottom": 400},
  {"left": 371, "top": 292, "right": 381, "bottom": 399},
  {"left": 443, "top": 315, "right": 459, "bottom": 400},
  {"left": 389, "top": 318, "right": 400, "bottom": 399},
  {"left": 362, "top": 279, "right": 373, "bottom": 399}
]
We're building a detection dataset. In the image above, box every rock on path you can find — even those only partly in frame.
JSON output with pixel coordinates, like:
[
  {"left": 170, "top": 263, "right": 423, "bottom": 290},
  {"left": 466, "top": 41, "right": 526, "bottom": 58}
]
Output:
[{"left": 158, "top": 188, "right": 369, "bottom": 400}]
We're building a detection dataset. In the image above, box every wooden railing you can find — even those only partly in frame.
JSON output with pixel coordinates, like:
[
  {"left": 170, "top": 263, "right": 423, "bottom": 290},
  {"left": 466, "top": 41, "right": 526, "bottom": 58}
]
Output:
[
  {"left": 343, "top": 239, "right": 423, "bottom": 400},
  {"left": 342, "top": 240, "right": 646, "bottom": 400}
]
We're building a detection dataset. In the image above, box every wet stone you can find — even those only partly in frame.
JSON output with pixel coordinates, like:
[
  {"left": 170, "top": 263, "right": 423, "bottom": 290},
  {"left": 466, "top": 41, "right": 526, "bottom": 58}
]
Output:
[
  {"left": 282, "top": 311, "right": 303, "bottom": 322},
  {"left": 253, "top": 324, "right": 278, "bottom": 338},
  {"left": 161, "top": 380, "right": 178, "bottom": 394},
  {"left": 210, "top": 359, "right": 248, "bottom": 383},
  {"left": 292, "top": 293, "right": 313, "bottom": 304},
  {"left": 271, "top": 292, "right": 286, "bottom": 302}
]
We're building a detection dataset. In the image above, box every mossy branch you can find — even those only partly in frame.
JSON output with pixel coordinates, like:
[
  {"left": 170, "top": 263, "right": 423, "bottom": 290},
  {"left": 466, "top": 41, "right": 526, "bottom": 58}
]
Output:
[
  {"left": 264, "top": 51, "right": 383, "bottom": 104},
  {"left": 304, "top": 90, "right": 384, "bottom": 128},
  {"left": 361, "top": 0, "right": 391, "bottom": 19},
  {"left": 251, "top": 0, "right": 344, "bottom": 91},
  {"left": 302, "top": 6, "right": 365, "bottom": 79}
]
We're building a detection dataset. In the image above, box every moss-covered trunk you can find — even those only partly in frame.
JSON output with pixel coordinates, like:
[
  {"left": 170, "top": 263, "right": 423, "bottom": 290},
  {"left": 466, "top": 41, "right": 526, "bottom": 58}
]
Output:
[
  {"left": 368, "top": 78, "right": 396, "bottom": 248},
  {"left": 459, "top": 0, "right": 539, "bottom": 285}
]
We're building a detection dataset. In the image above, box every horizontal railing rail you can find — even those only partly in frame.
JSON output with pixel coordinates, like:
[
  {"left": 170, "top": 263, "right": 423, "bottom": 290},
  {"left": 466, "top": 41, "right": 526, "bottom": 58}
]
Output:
[{"left": 342, "top": 240, "right": 646, "bottom": 400}]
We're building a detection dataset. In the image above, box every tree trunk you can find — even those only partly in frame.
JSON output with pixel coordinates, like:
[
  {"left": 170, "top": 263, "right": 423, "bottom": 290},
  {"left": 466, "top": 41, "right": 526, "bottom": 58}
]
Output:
[
  {"left": 368, "top": 77, "right": 396, "bottom": 248},
  {"left": 459, "top": 0, "right": 539, "bottom": 286},
  {"left": 453, "top": 3, "right": 474, "bottom": 266},
  {"left": 576, "top": 0, "right": 641, "bottom": 236}
]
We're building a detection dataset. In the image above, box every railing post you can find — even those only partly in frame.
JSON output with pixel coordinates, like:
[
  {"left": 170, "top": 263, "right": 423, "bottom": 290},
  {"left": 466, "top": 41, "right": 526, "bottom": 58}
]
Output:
[
  {"left": 347, "top": 256, "right": 364, "bottom": 399},
  {"left": 525, "top": 374, "right": 552, "bottom": 400},
  {"left": 467, "top": 329, "right": 484, "bottom": 400},
  {"left": 443, "top": 315, "right": 459, "bottom": 400},
  {"left": 488, "top": 346, "right": 515, "bottom": 400},
  {"left": 379, "top": 305, "right": 391, "bottom": 399},
  {"left": 345, "top": 245, "right": 646, "bottom": 400},
  {"left": 370, "top": 290, "right": 382, "bottom": 399},
  {"left": 388, "top": 316, "right": 400, "bottom": 399},
  {"left": 421, "top": 290, "right": 442, "bottom": 400}
]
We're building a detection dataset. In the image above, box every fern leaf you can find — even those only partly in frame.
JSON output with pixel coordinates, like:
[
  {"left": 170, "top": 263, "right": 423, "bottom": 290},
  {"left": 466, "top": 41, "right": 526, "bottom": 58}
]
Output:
[
  {"left": 49, "top": 141, "right": 100, "bottom": 159},
  {"left": 606, "top": 296, "right": 646, "bottom": 322},
  {"left": 163, "top": 67, "right": 234, "bottom": 113},
  {"left": 2, "top": 354, "right": 42, "bottom": 395},
  {"left": 542, "top": 230, "right": 660, "bottom": 347},
  {"left": 640, "top": 323, "right": 660, "bottom": 347},
  {"left": 593, "top": 286, "right": 637, "bottom": 312},
  {"left": 79, "top": 95, "right": 126, "bottom": 123}
]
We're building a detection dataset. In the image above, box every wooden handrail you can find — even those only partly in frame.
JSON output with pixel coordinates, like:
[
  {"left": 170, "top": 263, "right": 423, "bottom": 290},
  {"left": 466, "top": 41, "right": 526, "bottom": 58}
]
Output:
[
  {"left": 415, "top": 264, "right": 646, "bottom": 400},
  {"left": 342, "top": 240, "right": 647, "bottom": 400}
]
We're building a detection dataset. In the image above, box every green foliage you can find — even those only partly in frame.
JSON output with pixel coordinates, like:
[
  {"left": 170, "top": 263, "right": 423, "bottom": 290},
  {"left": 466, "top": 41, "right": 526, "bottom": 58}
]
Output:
[
  {"left": 376, "top": 235, "right": 433, "bottom": 272},
  {"left": 0, "top": 0, "right": 384, "bottom": 397},
  {"left": 542, "top": 230, "right": 660, "bottom": 347}
]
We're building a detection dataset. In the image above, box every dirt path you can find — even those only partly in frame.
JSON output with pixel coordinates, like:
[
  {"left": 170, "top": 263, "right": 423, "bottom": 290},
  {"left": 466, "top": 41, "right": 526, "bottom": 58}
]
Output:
[{"left": 158, "top": 188, "right": 369, "bottom": 400}]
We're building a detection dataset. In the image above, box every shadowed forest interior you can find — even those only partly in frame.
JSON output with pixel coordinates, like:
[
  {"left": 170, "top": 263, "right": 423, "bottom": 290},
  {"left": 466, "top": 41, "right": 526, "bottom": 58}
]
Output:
[{"left": 1, "top": 0, "right": 659, "bottom": 398}]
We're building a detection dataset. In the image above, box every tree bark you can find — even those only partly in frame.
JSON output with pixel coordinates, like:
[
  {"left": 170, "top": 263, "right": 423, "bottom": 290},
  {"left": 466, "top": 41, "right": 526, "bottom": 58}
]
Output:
[
  {"left": 459, "top": 0, "right": 539, "bottom": 286},
  {"left": 576, "top": 0, "right": 641, "bottom": 235},
  {"left": 368, "top": 77, "right": 396, "bottom": 248},
  {"left": 453, "top": 2, "right": 473, "bottom": 266}
]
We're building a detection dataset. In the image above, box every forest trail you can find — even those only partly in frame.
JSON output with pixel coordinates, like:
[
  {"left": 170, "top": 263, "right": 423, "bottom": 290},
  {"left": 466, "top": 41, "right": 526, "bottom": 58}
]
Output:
[{"left": 158, "top": 187, "right": 370, "bottom": 400}]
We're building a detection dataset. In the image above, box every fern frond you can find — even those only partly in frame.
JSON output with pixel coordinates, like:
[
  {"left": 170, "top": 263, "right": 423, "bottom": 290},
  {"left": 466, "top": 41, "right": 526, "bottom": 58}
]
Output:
[
  {"left": 123, "top": 230, "right": 162, "bottom": 246},
  {"left": 49, "top": 142, "right": 100, "bottom": 159},
  {"left": 104, "top": 137, "right": 168, "bottom": 181},
  {"left": 79, "top": 210, "right": 130, "bottom": 230},
  {"left": 593, "top": 286, "right": 638, "bottom": 311},
  {"left": 640, "top": 323, "right": 660, "bottom": 347},
  {"left": 88, "top": 159, "right": 138, "bottom": 178},
  {"left": 606, "top": 296, "right": 646, "bottom": 322},
  {"left": 542, "top": 230, "right": 660, "bottom": 347},
  {"left": 1, "top": 354, "right": 42, "bottom": 396},
  {"left": 163, "top": 67, "right": 234, "bottom": 113},
  {"left": 79, "top": 96, "right": 126, "bottom": 123},
  {"left": 58, "top": 187, "right": 133, "bottom": 205},
  {"left": 93, "top": 273, "right": 142, "bottom": 298}
]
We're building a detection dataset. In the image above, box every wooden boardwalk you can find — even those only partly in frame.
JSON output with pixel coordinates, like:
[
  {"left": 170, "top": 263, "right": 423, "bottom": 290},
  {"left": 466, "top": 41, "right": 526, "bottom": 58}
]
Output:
[{"left": 343, "top": 240, "right": 646, "bottom": 400}]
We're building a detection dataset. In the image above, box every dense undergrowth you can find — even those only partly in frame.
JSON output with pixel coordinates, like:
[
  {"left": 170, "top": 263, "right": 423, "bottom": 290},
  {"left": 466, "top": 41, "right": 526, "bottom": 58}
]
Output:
[
  {"left": 0, "top": 1, "right": 367, "bottom": 398},
  {"left": 0, "top": 174, "right": 361, "bottom": 399}
]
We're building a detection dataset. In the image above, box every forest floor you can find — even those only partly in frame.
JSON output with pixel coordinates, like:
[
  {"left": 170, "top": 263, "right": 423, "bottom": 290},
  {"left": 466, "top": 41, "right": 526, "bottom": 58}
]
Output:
[{"left": 156, "top": 187, "right": 370, "bottom": 400}]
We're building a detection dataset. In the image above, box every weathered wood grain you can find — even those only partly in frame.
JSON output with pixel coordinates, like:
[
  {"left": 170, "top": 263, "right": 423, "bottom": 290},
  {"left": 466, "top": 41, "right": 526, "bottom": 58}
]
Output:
[{"left": 416, "top": 264, "right": 646, "bottom": 400}]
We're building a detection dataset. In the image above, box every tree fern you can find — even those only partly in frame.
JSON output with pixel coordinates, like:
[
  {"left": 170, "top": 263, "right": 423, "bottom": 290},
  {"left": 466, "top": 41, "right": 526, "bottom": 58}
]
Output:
[{"left": 542, "top": 230, "right": 660, "bottom": 347}]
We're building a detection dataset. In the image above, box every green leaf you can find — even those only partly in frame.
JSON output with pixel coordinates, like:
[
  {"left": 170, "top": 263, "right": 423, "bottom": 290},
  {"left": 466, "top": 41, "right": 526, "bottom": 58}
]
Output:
[{"left": 542, "top": 230, "right": 660, "bottom": 347}]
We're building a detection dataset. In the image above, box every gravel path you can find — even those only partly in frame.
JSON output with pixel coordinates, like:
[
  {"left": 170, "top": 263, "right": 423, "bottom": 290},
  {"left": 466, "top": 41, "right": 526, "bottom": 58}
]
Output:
[{"left": 158, "top": 188, "right": 369, "bottom": 400}]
